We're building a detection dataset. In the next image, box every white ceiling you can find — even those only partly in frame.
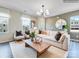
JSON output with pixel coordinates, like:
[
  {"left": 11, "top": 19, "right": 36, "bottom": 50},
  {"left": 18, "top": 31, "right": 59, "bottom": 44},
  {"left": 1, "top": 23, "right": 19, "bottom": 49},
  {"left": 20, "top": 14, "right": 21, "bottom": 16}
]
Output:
[{"left": 0, "top": 0, "right": 79, "bottom": 17}]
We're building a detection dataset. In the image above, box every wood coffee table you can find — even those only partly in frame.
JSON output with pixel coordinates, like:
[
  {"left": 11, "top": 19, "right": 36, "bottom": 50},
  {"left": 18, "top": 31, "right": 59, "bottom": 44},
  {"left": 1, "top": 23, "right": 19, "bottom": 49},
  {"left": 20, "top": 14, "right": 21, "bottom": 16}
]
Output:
[{"left": 24, "top": 39, "right": 51, "bottom": 56}]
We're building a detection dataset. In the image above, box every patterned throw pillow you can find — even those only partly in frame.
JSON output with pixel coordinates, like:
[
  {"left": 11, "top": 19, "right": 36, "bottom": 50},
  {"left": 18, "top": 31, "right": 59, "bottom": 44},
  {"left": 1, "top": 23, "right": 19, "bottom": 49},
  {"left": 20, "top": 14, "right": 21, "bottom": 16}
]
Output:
[{"left": 58, "top": 34, "right": 66, "bottom": 44}]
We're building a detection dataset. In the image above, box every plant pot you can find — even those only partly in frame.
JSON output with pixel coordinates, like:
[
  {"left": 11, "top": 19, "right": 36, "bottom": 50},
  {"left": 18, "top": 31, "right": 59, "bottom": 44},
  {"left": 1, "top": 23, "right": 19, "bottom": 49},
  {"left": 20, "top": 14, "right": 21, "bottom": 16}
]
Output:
[{"left": 31, "top": 37, "right": 34, "bottom": 42}]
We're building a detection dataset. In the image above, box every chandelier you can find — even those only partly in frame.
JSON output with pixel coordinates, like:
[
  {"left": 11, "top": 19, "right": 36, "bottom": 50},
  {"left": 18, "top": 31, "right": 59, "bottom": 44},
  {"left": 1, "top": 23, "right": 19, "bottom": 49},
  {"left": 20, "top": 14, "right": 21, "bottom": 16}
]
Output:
[{"left": 37, "top": 5, "right": 49, "bottom": 17}]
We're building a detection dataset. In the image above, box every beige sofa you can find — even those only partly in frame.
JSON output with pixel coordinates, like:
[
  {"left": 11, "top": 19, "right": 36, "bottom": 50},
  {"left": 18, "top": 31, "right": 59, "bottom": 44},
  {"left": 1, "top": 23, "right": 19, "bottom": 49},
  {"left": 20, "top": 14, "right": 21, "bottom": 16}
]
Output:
[{"left": 37, "top": 31, "right": 70, "bottom": 51}]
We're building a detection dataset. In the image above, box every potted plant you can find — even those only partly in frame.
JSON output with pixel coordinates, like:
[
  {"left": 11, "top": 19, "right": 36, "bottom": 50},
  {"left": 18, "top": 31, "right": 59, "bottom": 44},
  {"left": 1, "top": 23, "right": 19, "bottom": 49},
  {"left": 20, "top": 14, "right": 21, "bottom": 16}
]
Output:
[
  {"left": 63, "top": 25, "right": 69, "bottom": 32},
  {"left": 30, "top": 32, "right": 35, "bottom": 41}
]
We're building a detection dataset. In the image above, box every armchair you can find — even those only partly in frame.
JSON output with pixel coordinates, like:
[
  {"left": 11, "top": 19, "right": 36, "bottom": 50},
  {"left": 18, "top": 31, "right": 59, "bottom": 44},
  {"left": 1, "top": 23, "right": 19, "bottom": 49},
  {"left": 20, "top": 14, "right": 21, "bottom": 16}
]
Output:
[{"left": 14, "top": 31, "right": 25, "bottom": 41}]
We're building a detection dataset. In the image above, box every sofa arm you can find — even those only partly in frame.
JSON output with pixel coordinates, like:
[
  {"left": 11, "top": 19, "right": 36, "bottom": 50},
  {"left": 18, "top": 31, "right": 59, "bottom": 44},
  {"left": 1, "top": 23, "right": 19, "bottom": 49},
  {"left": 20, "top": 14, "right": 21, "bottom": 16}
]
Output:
[{"left": 62, "top": 35, "right": 70, "bottom": 51}]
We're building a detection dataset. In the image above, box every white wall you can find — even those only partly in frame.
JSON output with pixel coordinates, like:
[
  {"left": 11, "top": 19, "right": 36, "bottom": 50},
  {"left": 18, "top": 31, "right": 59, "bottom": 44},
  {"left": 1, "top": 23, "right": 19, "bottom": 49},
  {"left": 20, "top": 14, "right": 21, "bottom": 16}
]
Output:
[
  {"left": 37, "top": 17, "right": 45, "bottom": 30},
  {"left": 0, "top": 7, "right": 37, "bottom": 43}
]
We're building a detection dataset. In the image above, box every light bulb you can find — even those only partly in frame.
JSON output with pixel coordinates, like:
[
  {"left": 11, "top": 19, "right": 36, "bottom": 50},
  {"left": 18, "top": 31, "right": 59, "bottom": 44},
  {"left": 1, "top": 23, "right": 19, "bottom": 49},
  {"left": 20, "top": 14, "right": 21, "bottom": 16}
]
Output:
[
  {"left": 37, "top": 12, "right": 41, "bottom": 15},
  {"left": 45, "top": 9, "right": 49, "bottom": 15},
  {"left": 40, "top": 9, "right": 43, "bottom": 13}
]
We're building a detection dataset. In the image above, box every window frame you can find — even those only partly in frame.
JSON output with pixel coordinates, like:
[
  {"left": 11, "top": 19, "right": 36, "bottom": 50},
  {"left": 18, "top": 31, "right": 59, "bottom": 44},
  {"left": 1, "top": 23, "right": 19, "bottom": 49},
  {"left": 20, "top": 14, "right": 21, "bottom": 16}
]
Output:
[
  {"left": 21, "top": 17, "right": 31, "bottom": 31},
  {"left": 0, "top": 12, "right": 10, "bottom": 33},
  {"left": 70, "top": 16, "right": 79, "bottom": 32}
]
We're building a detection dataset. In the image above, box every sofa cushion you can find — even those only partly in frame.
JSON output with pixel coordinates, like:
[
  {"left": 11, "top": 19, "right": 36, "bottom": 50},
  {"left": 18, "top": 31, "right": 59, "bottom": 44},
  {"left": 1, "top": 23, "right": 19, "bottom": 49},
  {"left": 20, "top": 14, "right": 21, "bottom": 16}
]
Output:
[
  {"left": 14, "top": 36, "right": 24, "bottom": 40},
  {"left": 37, "top": 34, "right": 57, "bottom": 41},
  {"left": 49, "top": 31, "right": 57, "bottom": 36},
  {"left": 43, "top": 39, "right": 62, "bottom": 49},
  {"left": 41, "top": 31, "right": 49, "bottom": 35}
]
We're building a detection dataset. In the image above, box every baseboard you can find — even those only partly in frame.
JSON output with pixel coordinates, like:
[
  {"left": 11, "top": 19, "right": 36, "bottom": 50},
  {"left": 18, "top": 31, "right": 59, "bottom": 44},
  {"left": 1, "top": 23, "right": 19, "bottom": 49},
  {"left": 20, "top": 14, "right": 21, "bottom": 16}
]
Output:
[{"left": 0, "top": 40, "right": 14, "bottom": 44}]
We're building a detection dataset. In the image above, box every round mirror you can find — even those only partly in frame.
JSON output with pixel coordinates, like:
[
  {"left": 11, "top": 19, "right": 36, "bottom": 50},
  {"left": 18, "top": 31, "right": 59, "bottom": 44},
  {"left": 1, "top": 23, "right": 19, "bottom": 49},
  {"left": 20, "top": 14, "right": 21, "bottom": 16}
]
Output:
[{"left": 55, "top": 19, "right": 67, "bottom": 29}]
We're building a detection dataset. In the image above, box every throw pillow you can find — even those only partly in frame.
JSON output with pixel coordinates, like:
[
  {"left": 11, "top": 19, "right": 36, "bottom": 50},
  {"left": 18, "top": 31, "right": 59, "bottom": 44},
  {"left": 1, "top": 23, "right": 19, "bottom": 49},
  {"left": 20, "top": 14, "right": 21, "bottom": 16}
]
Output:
[
  {"left": 39, "top": 30, "right": 42, "bottom": 34},
  {"left": 25, "top": 30, "right": 30, "bottom": 35},
  {"left": 55, "top": 32, "right": 62, "bottom": 41},
  {"left": 16, "top": 31, "right": 23, "bottom": 36},
  {"left": 58, "top": 34, "right": 66, "bottom": 44}
]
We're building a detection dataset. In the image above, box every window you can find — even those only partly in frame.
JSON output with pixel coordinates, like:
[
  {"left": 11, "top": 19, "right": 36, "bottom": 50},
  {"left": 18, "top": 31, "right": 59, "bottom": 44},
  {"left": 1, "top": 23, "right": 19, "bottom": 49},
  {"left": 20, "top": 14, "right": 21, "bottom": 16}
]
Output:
[
  {"left": 55, "top": 19, "right": 67, "bottom": 29},
  {"left": 21, "top": 17, "right": 31, "bottom": 31},
  {"left": 0, "top": 13, "right": 10, "bottom": 33},
  {"left": 70, "top": 16, "right": 79, "bottom": 32}
]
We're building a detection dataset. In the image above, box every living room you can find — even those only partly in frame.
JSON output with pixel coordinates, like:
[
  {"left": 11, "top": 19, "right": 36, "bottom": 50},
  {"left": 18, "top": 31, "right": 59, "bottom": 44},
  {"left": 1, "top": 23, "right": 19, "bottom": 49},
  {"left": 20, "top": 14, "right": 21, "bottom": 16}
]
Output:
[{"left": 0, "top": 0, "right": 79, "bottom": 58}]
